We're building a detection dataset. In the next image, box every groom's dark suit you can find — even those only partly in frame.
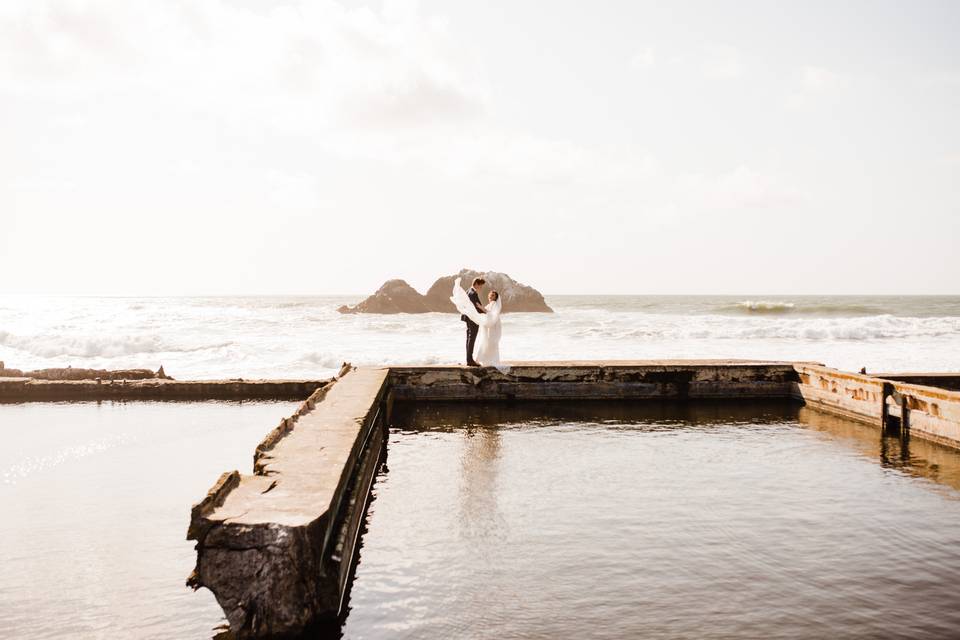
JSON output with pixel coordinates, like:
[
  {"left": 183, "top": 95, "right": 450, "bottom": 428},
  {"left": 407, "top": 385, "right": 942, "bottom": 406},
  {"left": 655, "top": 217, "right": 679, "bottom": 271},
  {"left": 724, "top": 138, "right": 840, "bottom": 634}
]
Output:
[{"left": 462, "top": 286, "right": 485, "bottom": 365}]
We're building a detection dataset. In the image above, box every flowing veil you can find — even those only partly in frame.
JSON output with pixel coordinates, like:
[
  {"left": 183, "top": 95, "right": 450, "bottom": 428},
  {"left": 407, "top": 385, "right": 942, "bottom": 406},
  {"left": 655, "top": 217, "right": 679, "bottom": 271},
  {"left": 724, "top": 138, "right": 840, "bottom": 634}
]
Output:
[
  {"left": 450, "top": 278, "right": 509, "bottom": 372},
  {"left": 450, "top": 277, "right": 486, "bottom": 327}
]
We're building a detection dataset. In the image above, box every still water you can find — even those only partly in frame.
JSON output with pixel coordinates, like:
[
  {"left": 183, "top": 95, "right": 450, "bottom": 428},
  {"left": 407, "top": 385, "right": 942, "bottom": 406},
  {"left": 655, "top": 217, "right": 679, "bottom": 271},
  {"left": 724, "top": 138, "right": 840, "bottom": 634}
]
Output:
[
  {"left": 0, "top": 400, "right": 300, "bottom": 639},
  {"left": 343, "top": 402, "right": 960, "bottom": 639},
  {"left": 3, "top": 401, "right": 960, "bottom": 638}
]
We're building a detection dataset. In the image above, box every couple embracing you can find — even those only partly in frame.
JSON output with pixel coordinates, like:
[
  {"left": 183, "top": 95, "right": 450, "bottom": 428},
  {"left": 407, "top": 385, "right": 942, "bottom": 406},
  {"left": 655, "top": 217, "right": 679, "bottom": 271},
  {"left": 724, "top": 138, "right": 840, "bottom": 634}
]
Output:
[{"left": 451, "top": 277, "right": 508, "bottom": 372}]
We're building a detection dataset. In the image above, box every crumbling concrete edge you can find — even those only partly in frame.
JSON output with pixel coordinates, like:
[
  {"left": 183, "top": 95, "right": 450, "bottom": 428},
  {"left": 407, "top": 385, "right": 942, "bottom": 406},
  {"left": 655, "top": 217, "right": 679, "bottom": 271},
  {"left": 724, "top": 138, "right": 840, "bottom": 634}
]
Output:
[
  {"left": 186, "top": 364, "right": 390, "bottom": 637},
  {"left": 253, "top": 380, "right": 337, "bottom": 475}
]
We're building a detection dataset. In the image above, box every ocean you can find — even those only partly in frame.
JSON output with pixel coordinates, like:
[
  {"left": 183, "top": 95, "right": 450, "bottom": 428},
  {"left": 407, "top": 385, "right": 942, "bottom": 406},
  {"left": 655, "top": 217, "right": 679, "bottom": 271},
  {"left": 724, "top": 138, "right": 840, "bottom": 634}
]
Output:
[{"left": 1, "top": 295, "right": 959, "bottom": 379}]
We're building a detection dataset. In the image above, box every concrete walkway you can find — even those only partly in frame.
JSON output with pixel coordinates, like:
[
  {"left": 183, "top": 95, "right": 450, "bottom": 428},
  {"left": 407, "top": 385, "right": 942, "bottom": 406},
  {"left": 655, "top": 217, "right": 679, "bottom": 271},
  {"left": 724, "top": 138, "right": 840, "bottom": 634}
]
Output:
[{"left": 187, "top": 367, "right": 389, "bottom": 638}]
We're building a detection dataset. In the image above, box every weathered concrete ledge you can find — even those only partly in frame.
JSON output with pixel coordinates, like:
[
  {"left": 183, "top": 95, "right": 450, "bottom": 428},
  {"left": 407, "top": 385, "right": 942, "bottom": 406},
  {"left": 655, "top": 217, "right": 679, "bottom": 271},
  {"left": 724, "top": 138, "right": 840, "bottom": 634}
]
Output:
[
  {"left": 0, "top": 377, "right": 328, "bottom": 402},
  {"left": 187, "top": 367, "right": 390, "bottom": 638},
  {"left": 389, "top": 360, "right": 804, "bottom": 401},
  {"left": 794, "top": 364, "right": 960, "bottom": 449},
  {"left": 186, "top": 360, "right": 960, "bottom": 638},
  {"left": 387, "top": 361, "right": 960, "bottom": 450},
  {"left": 870, "top": 372, "right": 960, "bottom": 391}
]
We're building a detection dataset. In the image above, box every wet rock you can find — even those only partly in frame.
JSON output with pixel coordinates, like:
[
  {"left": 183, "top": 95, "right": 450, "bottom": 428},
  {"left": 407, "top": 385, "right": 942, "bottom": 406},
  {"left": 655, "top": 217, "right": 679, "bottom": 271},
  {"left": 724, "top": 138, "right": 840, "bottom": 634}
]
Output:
[
  {"left": 423, "top": 269, "right": 553, "bottom": 313},
  {"left": 338, "top": 269, "right": 552, "bottom": 314},
  {"left": 337, "top": 279, "right": 432, "bottom": 314}
]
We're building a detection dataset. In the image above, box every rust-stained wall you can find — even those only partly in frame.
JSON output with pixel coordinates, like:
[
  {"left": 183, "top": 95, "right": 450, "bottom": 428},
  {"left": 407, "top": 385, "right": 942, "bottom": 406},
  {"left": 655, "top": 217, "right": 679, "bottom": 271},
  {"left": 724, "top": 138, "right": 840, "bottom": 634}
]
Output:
[{"left": 793, "top": 364, "right": 960, "bottom": 449}]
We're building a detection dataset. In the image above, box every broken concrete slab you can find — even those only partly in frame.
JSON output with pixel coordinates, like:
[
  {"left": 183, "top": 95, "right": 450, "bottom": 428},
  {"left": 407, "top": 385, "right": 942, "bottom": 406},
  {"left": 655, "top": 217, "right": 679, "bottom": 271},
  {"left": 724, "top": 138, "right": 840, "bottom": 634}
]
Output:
[{"left": 187, "top": 367, "right": 390, "bottom": 638}]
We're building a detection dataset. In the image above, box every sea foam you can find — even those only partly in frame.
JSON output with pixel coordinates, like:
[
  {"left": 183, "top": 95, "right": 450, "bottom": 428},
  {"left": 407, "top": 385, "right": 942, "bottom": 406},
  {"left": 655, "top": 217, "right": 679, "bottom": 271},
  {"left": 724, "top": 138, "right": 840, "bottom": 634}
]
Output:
[{"left": 1, "top": 295, "right": 959, "bottom": 379}]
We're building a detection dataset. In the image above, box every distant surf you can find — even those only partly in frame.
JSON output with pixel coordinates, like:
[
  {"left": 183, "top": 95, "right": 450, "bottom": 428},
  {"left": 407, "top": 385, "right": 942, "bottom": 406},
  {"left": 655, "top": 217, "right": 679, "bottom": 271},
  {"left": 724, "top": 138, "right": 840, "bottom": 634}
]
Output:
[
  {"left": 1, "top": 294, "right": 959, "bottom": 378},
  {"left": 731, "top": 300, "right": 796, "bottom": 314},
  {"left": 721, "top": 300, "right": 888, "bottom": 316}
]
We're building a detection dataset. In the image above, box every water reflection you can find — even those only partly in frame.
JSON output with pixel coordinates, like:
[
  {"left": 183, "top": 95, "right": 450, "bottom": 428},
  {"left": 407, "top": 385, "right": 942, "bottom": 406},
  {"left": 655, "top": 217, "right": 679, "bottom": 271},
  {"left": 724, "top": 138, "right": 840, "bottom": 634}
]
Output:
[
  {"left": 798, "top": 406, "right": 960, "bottom": 492},
  {"left": 457, "top": 425, "right": 504, "bottom": 548},
  {"left": 392, "top": 401, "right": 960, "bottom": 494},
  {"left": 0, "top": 400, "right": 303, "bottom": 640},
  {"left": 341, "top": 400, "right": 960, "bottom": 639},
  {"left": 391, "top": 399, "right": 802, "bottom": 429}
]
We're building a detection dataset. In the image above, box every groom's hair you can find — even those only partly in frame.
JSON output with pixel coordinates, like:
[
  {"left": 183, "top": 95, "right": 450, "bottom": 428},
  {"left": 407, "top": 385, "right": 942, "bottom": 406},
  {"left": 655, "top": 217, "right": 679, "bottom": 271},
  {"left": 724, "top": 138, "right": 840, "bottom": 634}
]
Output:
[{"left": 471, "top": 277, "right": 486, "bottom": 287}]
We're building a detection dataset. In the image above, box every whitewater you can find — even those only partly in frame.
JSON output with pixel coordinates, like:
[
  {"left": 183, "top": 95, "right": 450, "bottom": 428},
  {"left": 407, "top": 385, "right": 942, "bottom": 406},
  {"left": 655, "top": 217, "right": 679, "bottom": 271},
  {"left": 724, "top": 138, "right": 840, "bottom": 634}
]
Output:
[{"left": 1, "top": 295, "right": 959, "bottom": 379}]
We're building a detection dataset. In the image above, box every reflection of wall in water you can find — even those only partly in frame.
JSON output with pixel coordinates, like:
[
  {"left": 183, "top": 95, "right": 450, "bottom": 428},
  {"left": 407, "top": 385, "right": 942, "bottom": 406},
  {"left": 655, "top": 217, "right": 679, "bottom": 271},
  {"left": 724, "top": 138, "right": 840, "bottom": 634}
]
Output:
[
  {"left": 392, "top": 399, "right": 960, "bottom": 497},
  {"left": 798, "top": 406, "right": 960, "bottom": 492}
]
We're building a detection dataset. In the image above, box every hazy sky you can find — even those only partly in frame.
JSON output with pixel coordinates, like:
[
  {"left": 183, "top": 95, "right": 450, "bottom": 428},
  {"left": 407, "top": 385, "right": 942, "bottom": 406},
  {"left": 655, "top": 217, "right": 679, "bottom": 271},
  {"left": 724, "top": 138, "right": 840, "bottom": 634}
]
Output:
[{"left": 1, "top": 0, "right": 958, "bottom": 295}]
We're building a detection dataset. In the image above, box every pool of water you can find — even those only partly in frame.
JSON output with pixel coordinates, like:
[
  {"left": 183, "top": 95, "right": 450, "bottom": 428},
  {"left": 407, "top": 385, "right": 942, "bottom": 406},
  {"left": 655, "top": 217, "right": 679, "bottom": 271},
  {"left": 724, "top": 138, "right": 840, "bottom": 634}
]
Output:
[
  {"left": 0, "top": 400, "right": 300, "bottom": 639},
  {"left": 342, "top": 402, "right": 960, "bottom": 639},
  {"left": 3, "top": 400, "right": 960, "bottom": 639}
]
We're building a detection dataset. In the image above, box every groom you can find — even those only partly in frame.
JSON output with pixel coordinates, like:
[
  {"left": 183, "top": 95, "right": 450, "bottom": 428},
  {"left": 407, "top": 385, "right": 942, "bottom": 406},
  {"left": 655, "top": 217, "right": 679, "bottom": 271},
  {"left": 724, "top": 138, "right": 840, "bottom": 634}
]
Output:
[{"left": 462, "top": 277, "right": 486, "bottom": 366}]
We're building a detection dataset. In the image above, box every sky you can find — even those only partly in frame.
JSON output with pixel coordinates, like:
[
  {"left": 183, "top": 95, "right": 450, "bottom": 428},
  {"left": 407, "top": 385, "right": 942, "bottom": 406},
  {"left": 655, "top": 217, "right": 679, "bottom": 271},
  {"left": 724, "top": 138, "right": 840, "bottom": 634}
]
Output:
[{"left": 1, "top": 0, "right": 958, "bottom": 295}]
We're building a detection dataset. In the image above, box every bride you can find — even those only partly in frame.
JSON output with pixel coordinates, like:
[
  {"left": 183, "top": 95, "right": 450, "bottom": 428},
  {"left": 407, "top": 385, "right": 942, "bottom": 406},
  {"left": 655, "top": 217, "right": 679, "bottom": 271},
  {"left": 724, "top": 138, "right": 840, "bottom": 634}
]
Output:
[{"left": 450, "top": 277, "right": 509, "bottom": 372}]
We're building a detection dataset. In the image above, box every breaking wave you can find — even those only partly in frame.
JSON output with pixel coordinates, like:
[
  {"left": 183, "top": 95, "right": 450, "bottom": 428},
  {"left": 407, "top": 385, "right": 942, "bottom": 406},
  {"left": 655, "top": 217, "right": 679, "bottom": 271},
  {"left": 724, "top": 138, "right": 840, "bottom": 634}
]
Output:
[
  {"left": 3, "top": 294, "right": 960, "bottom": 378},
  {"left": 300, "top": 352, "right": 346, "bottom": 369},
  {"left": 0, "top": 331, "right": 232, "bottom": 359},
  {"left": 575, "top": 314, "right": 960, "bottom": 342},
  {"left": 731, "top": 300, "right": 796, "bottom": 314},
  {"left": 720, "top": 300, "right": 925, "bottom": 317}
]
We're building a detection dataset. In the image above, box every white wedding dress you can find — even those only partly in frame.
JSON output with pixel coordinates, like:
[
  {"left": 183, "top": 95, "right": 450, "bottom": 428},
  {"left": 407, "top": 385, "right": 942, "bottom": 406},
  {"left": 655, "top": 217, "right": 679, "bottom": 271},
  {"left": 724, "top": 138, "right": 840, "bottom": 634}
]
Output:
[{"left": 450, "top": 277, "right": 509, "bottom": 373}]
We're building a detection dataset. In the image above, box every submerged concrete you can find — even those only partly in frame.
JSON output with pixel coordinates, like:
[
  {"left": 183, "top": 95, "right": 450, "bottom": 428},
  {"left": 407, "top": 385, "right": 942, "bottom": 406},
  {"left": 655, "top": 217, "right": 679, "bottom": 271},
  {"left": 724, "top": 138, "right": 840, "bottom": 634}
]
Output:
[{"left": 183, "top": 359, "right": 960, "bottom": 638}]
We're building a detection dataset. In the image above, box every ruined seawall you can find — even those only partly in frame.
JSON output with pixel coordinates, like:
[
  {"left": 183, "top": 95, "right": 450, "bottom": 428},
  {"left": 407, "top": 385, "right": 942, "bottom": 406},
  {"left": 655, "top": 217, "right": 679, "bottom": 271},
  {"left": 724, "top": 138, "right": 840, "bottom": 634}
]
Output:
[
  {"left": 0, "top": 377, "right": 327, "bottom": 402},
  {"left": 182, "top": 360, "right": 960, "bottom": 638},
  {"left": 5, "top": 359, "right": 960, "bottom": 637}
]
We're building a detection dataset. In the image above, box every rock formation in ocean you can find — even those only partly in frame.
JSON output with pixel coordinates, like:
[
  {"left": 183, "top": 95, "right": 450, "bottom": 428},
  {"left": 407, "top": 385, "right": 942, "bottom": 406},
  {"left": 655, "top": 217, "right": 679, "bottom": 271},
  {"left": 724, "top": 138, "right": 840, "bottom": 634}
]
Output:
[
  {"left": 338, "top": 269, "right": 552, "bottom": 314},
  {"left": 336, "top": 279, "right": 432, "bottom": 314},
  {"left": 425, "top": 269, "right": 553, "bottom": 313}
]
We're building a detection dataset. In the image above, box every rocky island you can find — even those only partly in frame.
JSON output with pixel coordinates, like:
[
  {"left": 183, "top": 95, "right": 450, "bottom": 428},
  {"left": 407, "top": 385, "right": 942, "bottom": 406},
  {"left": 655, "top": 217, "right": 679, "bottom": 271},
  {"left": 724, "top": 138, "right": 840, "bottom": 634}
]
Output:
[{"left": 338, "top": 269, "right": 552, "bottom": 314}]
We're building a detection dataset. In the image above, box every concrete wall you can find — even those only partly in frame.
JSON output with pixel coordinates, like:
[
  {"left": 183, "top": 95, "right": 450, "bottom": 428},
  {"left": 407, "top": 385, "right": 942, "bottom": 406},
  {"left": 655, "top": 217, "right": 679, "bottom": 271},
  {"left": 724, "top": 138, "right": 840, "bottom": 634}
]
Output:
[
  {"left": 0, "top": 378, "right": 326, "bottom": 401},
  {"left": 183, "top": 360, "right": 960, "bottom": 639},
  {"left": 186, "top": 368, "right": 389, "bottom": 639},
  {"left": 389, "top": 361, "right": 801, "bottom": 401},
  {"left": 793, "top": 364, "right": 960, "bottom": 449},
  {"left": 871, "top": 373, "right": 960, "bottom": 391}
]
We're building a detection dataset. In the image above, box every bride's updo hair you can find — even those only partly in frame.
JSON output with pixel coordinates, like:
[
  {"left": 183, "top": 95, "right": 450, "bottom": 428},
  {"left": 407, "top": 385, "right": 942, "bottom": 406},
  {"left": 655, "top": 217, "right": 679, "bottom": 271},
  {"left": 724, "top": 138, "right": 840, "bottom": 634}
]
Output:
[{"left": 489, "top": 291, "right": 499, "bottom": 301}]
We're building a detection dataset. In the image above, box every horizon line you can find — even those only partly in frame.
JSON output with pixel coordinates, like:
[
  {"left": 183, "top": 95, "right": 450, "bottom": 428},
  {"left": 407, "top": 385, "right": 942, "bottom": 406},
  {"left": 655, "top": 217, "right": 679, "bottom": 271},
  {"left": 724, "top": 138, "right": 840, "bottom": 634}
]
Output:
[{"left": 1, "top": 292, "right": 959, "bottom": 298}]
